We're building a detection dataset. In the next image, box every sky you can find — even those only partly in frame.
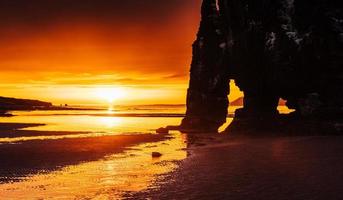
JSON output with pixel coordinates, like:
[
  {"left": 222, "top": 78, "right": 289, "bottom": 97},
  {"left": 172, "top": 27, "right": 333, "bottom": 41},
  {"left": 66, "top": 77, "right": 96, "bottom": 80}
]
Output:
[{"left": 0, "top": 0, "right": 242, "bottom": 105}]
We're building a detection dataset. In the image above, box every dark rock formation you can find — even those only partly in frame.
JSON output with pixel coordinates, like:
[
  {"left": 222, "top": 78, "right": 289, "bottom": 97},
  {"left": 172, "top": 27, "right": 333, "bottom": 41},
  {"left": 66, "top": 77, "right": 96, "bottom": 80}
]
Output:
[
  {"left": 182, "top": 0, "right": 343, "bottom": 132},
  {"left": 180, "top": 0, "right": 230, "bottom": 132}
]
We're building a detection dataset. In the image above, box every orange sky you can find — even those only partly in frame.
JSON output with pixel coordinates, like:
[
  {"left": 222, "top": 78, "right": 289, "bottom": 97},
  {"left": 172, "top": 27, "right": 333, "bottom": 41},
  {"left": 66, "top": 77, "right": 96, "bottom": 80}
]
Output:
[{"left": 0, "top": 0, "right": 242, "bottom": 105}]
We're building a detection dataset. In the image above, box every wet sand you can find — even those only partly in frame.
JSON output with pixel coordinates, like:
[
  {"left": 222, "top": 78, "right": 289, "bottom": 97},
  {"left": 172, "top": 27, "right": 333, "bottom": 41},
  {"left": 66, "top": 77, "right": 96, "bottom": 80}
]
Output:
[
  {"left": 128, "top": 134, "right": 343, "bottom": 200},
  {"left": 0, "top": 123, "right": 169, "bottom": 183},
  {"left": 2, "top": 122, "right": 343, "bottom": 199},
  {"left": 0, "top": 123, "right": 44, "bottom": 131}
]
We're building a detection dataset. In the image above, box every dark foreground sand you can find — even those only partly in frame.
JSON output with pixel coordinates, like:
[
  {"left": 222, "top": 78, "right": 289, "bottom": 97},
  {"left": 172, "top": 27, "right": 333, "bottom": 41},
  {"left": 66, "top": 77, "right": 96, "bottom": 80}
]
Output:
[
  {"left": 2, "top": 122, "right": 343, "bottom": 199},
  {"left": 127, "top": 134, "right": 343, "bottom": 200},
  {"left": 0, "top": 123, "right": 169, "bottom": 183}
]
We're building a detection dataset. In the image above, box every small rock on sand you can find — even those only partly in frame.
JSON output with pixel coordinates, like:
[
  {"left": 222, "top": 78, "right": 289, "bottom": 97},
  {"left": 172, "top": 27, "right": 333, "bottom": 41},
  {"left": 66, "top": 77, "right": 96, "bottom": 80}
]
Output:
[
  {"left": 152, "top": 152, "right": 162, "bottom": 158},
  {"left": 156, "top": 127, "right": 169, "bottom": 134}
]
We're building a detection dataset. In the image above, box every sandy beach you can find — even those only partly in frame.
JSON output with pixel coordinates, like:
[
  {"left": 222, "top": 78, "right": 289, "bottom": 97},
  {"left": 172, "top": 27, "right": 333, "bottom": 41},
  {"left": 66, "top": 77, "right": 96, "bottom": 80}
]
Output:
[
  {"left": 0, "top": 116, "right": 189, "bottom": 199},
  {"left": 128, "top": 133, "right": 343, "bottom": 199},
  {"left": 0, "top": 123, "right": 169, "bottom": 183},
  {"left": 1, "top": 115, "right": 343, "bottom": 199}
]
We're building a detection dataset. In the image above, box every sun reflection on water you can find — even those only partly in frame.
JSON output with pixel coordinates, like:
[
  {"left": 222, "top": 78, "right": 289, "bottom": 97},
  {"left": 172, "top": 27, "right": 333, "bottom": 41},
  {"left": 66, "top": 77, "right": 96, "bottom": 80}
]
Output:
[
  {"left": 100, "top": 117, "right": 123, "bottom": 128},
  {"left": 0, "top": 111, "right": 182, "bottom": 133},
  {"left": 0, "top": 132, "right": 188, "bottom": 199}
]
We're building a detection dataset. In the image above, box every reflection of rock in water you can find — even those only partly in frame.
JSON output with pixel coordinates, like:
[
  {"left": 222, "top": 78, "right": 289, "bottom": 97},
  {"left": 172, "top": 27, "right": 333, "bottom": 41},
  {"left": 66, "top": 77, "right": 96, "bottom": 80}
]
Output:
[{"left": 182, "top": 0, "right": 343, "bottom": 133}]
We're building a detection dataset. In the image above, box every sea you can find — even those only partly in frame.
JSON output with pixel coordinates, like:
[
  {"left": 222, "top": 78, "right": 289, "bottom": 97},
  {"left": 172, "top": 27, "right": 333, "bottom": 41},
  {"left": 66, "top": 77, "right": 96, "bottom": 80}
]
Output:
[
  {"left": 0, "top": 104, "right": 245, "bottom": 135},
  {"left": 0, "top": 105, "right": 292, "bottom": 199}
]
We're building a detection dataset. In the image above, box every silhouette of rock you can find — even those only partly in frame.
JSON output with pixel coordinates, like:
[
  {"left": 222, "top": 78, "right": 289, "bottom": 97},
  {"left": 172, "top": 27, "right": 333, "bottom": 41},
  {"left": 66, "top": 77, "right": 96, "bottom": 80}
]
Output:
[
  {"left": 152, "top": 152, "right": 162, "bottom": 158},
  {"left": 180, "top": 0, "right": 230, "bottom": 132},
  {"left": 156, "top": 127, "right": 169, "bottom": 134},
  {"left": 182, "top": 0, "right": 343, "bottom": 132},
  {"left": 0, "top": 97, "right": 96, "bottom": 112}
]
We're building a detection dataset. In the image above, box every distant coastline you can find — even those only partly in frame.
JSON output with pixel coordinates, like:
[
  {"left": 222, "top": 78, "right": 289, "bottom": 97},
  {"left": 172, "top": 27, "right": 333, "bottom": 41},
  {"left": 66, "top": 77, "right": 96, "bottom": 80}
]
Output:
[
  {"left": 230, "top": 97, "right": 287, "bottom": 106},
  {"left": 0, "top": 96, "right": 103, "bottom": 116}
]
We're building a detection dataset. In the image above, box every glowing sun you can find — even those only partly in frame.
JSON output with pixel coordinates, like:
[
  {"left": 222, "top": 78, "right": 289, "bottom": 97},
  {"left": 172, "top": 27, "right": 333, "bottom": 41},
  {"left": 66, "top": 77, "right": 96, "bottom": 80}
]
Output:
[{"left": 95, "top": 87, "right": 126, "bottom": 103}]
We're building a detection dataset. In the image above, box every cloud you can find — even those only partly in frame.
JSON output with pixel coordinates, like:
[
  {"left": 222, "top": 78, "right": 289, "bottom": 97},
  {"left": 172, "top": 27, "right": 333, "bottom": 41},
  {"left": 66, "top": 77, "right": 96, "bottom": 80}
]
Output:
[
  {"left": 0, "top": 0, "right": 201, "bottom": 77},
  {"left": 0, "top": 0, "right": 202, "bottom": 104},
  {"left": 0, "top": 72, "right": 188, "bottom": 87}
]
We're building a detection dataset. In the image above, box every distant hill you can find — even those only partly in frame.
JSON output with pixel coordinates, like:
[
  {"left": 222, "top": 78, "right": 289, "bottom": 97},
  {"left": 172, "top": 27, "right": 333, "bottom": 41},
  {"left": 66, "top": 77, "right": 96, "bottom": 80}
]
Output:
[
  {"left": 279, "top": 99, "right": 287, "bottom": 106},
  {"left": 230, "top": 97, "right": 244, "bottom": 106},
  {"left": 230, "top": 97, "right": 287, "bottom": 106},
  {"left": 0, "top": 96, "right": 52, "bottom": 111}
]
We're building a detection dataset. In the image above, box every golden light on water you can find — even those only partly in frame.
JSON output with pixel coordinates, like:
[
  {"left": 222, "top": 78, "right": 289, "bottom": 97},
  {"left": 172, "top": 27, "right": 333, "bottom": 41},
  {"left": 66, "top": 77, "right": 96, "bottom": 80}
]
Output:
[
  {"left": 0, "top": 111, "right": 184, "bottom": 136},
  {"left": 0, "top": 132, "right": 188, "bottom": 199},
  {"left": 100, "top": 117, "right": 123, "bottom": 128},
  {"left": 0, "top": 111, "right": 188, "bottom": 198}
]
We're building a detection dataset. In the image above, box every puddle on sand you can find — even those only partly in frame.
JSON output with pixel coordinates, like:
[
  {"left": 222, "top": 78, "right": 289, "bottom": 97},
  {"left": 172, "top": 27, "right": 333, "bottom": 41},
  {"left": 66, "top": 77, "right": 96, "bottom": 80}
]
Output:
[{"left": 0, "top": 132, "right": 187, "bottom": 199}]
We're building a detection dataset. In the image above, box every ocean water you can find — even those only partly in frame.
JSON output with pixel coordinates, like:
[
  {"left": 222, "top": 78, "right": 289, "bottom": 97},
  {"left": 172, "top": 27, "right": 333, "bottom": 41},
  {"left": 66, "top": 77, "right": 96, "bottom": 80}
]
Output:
[
  {"left": 0, "top": 105, "right": 292, "bottom": 142},
  {"left": 0, "top": 132, "right": 188, "bottom": 199},
  {"left": 0, "top": 105, "right": 190, "bottom": 199},
  {"left": 0, "top": 105, "right": 292, "bottom": 199},
  {"left": 0, "top": 105, "right": 246, "bottom": 134}
]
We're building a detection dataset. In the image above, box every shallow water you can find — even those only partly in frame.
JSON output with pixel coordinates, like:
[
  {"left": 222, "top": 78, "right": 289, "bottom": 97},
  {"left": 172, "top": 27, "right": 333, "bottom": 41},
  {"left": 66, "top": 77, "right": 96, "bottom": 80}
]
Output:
[
  {"left": 0, "top": 105, "right": 292, "bottom": 199},
  {"left": 2, "top": 111, "right": 183, "bottom": 133},
  {"left": 0, "top": 106, "right": 189, "bottom": 199},
  {"left": 1, "top": 105, "right": 290, "bottom": 133},
  {"left": 0, "top": 131, "right": 187, "bottom": 199}
]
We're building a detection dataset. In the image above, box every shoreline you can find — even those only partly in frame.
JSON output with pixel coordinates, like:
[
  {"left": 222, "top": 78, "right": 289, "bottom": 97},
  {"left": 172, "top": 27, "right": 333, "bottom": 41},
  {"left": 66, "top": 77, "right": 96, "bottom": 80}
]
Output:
[
  {"left": 0, "top": 123, "right": 45, "bottom": 130},
  {"left": 0, "top": 123, "right": 170, "bottom": 183},
  {"left": 2, "top": 119, "right": 343, "bottom": 198}
]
